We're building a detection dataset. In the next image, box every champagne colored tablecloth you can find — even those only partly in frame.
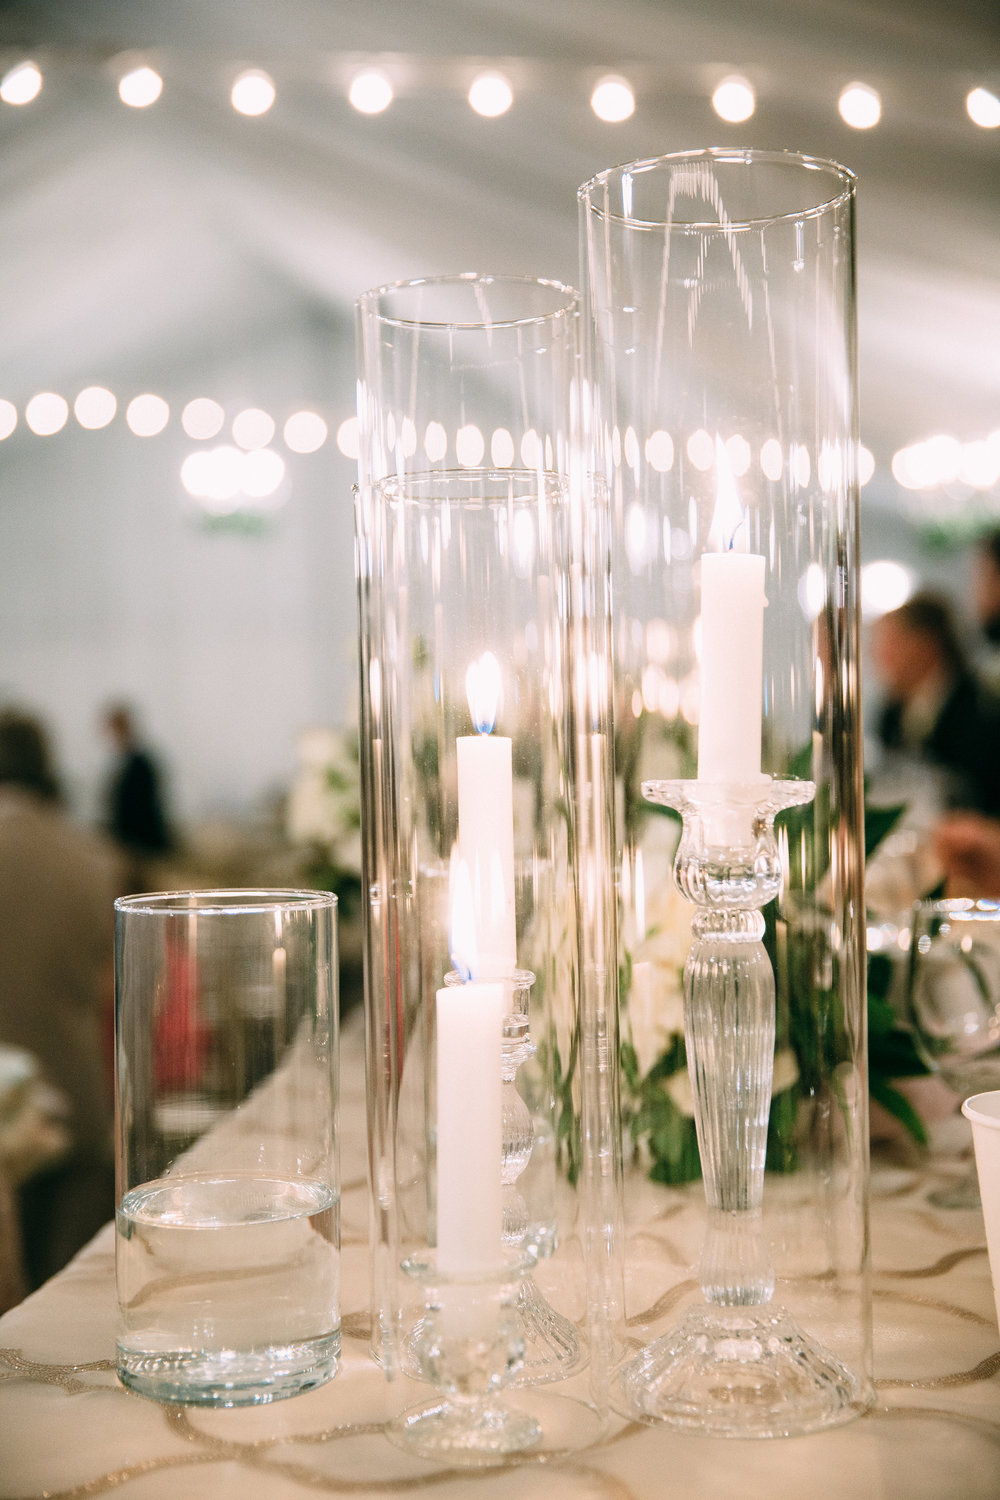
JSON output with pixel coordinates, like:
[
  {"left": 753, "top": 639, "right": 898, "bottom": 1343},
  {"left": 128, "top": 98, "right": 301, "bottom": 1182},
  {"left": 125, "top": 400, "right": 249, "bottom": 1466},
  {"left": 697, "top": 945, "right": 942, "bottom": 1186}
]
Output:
[{"left": 1, "top": 1016, "right": 998, "bottom": 1500}]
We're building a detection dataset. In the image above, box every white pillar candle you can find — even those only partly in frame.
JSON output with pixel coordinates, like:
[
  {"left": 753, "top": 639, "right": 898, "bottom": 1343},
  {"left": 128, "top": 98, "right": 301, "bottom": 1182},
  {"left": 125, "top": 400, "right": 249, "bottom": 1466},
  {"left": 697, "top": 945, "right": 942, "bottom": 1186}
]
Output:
[
  {"left": 435, "top": 981, "right": 505, "bottom": 1273},
  {"left": 457, "top": 734, "right": 517, "bottom": 979},
  {"left": 697, "top": 549, "right": 766, "bottom": 784}
]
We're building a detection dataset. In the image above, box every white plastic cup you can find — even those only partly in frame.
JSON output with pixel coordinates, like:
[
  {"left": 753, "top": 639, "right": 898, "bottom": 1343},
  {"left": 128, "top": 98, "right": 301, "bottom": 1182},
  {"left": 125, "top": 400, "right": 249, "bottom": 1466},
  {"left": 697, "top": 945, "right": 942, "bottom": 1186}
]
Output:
[{"left": 961, "top": 1091, "right": 1000, "bottom": 1330}]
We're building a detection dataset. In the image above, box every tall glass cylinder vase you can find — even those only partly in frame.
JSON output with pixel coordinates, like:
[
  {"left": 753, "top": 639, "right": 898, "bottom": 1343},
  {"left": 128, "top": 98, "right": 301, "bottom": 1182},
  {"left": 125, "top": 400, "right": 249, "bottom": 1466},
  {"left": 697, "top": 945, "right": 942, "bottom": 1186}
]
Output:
[
  {"left": 580, "top": 150, "right": 872, "bottom": 1437},
  {"left": 354, "top": 275, "right": 622, "bottom": 1460}
]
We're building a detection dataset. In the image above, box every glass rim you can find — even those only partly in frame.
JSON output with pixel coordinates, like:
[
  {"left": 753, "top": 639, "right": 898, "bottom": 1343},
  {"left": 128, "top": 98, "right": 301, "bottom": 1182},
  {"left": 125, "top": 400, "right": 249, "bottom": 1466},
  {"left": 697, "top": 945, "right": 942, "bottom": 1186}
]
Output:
[
  {"left": 401, "top": 1249, "right": 535, "bottom": 1286},
  {"left": 377, "top": 467, "right": 570, "bottom": 504},
  {"left": 578, "top": 147, "right": 857, "bottom": 231},
  {"left": 114, "top": 888, "right": 338, "bottom": 916},
  {"left": 356, "top": 271, "right": 579, "bottom": 332},
  {"left": 914, "top": 896, "right": 1000, "bottom": 920}
]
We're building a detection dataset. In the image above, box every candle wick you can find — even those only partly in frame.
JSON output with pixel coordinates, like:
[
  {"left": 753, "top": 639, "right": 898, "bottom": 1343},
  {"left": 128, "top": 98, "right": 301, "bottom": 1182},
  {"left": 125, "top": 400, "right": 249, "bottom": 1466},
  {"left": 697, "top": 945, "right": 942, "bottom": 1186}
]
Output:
[{"left": 726, "top": 514, "right": 747, "bottom": 552}]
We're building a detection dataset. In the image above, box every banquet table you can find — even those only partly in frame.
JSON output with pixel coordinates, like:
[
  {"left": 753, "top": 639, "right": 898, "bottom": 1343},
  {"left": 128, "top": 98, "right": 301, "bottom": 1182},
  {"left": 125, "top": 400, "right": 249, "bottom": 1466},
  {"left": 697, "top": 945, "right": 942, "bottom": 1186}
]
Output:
[{"left": 1, "top": 1013, "right": 998, "bottom": 1500}]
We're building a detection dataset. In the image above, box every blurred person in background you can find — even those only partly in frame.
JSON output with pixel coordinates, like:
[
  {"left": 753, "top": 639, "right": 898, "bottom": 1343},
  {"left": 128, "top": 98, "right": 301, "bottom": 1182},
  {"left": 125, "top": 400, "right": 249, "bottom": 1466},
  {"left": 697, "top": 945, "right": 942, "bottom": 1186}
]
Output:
[
  {"left": 871, "top": 589, "right": 1000, "bottom": 819},
  {"left": 102, "top": 702, "right": 174, "bottom": 894},
  {"left": 934, "top": 810, "right": 1000, "bottom": 898},
  {"left": 971, "top": 526, "right": 1000, "bottom": 693},
  {"left": 0, "top": 708, "right": 118, "bottom": 1288}
]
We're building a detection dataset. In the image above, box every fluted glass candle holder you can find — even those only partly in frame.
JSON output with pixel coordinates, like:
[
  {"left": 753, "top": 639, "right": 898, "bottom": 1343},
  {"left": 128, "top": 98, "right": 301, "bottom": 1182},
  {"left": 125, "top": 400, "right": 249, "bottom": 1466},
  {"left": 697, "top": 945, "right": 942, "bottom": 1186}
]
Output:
[
  {"left": 580, "top": 150, "right": 872, "bottom": 1437},
  {"left": 355, "top": 275, "right": 621, "bottom": 1452},
  {"left": 388, "top": 1252, "right": 542, "bottom": 1465}
]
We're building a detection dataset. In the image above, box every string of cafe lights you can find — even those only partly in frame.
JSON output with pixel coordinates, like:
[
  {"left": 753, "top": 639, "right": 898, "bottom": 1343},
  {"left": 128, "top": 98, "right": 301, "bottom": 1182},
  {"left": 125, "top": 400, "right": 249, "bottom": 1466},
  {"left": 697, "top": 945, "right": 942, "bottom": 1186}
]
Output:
[
  {"left": 0, "top": 377, "right": 935, "bottom": 613},
  {"left": 0, "top": 53, "right": 998, "bottom": 129},
  {"left": 3, "top": 385, "right": 1000, "bottom": 508},
  {"left": 1, "top": 51, "right": 997, "bottom": 507},
  {"left": 0, "top": 388, "right": 346, "bottom": 513}
]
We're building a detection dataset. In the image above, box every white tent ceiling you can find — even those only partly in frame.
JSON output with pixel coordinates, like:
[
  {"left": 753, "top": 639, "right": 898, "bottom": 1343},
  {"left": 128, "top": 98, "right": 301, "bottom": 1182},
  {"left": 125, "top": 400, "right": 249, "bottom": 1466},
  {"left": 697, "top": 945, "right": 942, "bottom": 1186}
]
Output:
[{"left": 0, "top": 0, "right": 997, "bottom": 481}]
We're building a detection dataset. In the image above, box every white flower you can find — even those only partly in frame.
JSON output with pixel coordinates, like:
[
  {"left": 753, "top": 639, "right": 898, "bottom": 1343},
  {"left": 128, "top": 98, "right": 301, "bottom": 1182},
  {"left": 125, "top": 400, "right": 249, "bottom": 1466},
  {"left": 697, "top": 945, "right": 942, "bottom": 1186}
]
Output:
[
  {"left": 286, "top": 725, "right": 360, "bottom": 857},
  {"left": 629, "top": 959, "right": 685, "bottom": 1077},
  {"left": 627, "top": 875, "right": 693, "bottom": 1076},
  {"left": 771, "top": 1046, "right": 800, "bottom": 1096},
  {"left": 659, "top": 1066, "right": 695, "bottom": 1116}
]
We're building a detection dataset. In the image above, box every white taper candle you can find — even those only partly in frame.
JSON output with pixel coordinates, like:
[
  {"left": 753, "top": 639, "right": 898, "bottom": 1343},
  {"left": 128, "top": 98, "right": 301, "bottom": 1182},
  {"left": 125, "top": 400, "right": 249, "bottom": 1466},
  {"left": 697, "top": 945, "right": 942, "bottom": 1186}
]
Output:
[
  {"left": 457, "top": 734, "right": 517, "bottom": 979},
  {"left": 435, "top": 981, "right": 505, "bottom": 1272},
  {"left": 697, "top": 550, "right": 766, "bottom": 784}
]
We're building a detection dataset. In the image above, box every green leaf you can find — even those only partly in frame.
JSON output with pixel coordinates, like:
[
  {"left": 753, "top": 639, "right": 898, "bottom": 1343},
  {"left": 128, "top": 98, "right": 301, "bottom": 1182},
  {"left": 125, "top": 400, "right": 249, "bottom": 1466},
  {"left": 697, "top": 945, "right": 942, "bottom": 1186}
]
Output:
[
  {"left": 765, "top": 1084, "right": 799, "bottom": 1173},
  {"left": 869, "top": 1028, "right": 929, "bottom": 1079},
  {"left": 620, "top": 1039, "right": 640, "bottom": 1091},
  {"left": 865, "top": 802, "right": 906, "bottom": 861},
  {"left": 867, "top": 987, "right": 898, "bottom": 1039},
  {"left": 866, "top": 950, "right": 895, "bottom": 1006}
]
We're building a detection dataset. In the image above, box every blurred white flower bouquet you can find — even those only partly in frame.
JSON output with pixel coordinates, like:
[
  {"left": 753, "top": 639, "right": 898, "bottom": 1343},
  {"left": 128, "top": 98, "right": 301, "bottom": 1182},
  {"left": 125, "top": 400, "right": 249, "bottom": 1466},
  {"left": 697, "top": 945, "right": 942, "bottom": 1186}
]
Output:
[
  {"left": 286, "top": 726, "right": 363, "bottom": 917},
  {"left": 621, "top": 840, "right": 800, "bottom": 1185}
]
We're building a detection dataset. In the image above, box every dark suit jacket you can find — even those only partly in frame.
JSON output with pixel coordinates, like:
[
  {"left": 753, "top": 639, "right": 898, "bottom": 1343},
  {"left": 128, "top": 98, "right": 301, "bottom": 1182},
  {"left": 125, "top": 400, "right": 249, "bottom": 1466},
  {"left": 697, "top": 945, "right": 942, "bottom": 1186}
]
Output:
[
  {"left": 108, "top": 748, "right": 172, "bottom": 854},
  {"left": 877, "top": 672, "right": 1000, "bottom": 816}
]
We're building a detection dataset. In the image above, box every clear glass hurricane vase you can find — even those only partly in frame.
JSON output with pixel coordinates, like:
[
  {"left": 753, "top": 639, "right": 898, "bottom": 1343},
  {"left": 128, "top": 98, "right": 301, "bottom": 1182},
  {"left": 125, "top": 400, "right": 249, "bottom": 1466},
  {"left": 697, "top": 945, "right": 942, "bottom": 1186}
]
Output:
[
  {"left": 580, "top": 149, "right": 872, "bottom": 1437},
  {"left": 354, "top": 274, "right": 622, "bottom": 1457}
]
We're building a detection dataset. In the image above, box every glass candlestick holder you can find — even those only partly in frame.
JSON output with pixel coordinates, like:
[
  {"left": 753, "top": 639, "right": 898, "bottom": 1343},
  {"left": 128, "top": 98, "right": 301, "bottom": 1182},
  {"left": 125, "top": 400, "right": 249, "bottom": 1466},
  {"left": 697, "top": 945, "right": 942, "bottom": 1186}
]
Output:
[
  {"left": 388, "top": 1252, "right": 542, "bottom": 1465},
  {"left": 449, "top": 967, "right": 583, "bottom": 1385},
  {"left": 616, "top": 777, "right": 862, "bottom": 1433}
]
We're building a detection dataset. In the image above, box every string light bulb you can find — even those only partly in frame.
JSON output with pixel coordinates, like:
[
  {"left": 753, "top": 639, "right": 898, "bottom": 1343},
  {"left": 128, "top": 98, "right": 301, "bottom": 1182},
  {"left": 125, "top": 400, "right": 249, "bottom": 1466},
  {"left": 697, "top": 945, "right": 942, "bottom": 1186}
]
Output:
[
  {"left": 231, "top": 69, "right": 275, "bottom": 116},
  {"left": 349, "top": 69, "right": 393, "bottom": 114},
  {"left": 25, "top": 393, "right": 68, "bottom": 435},
  {"left": 967, "top": 86, "right": 1000, "bottom": 128},
  {"left": 74, "top": 386, "right": 117, "bottom": 429},
  {"left": 590, "top": 75, "right": 635, "bottom": 123},
  {"left": 838, "top": 82, "right": 881, "bottom": 129},
  {"left": 118, "top": 66, "right": 162, "bottom": 108},
  {"left": 0, "top": 61, "right": 42, "bottom": 105},
  {"left": 712, "top": 75, "right": 755, "bottom": 123},
  {"left": 468, "top": 71, "right": 513, "bottom": 117}
]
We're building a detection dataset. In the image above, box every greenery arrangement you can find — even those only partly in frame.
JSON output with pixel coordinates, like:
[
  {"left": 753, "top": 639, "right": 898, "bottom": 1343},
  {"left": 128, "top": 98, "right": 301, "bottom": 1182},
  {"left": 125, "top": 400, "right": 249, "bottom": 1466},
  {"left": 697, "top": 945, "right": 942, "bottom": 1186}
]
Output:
[{"left": 285, "top": 725, "right": 364, "bottom": 923}]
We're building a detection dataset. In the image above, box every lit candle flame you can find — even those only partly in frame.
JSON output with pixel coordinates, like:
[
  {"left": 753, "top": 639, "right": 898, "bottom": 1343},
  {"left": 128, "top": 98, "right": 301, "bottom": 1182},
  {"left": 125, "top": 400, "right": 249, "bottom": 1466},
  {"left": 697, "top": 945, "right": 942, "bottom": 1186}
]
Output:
[
  {"left": 707, "top": 435, "right": 746, "bottom": 553},
  {"left": 465, "top": 650, "right": 503, "bottom": 735}
]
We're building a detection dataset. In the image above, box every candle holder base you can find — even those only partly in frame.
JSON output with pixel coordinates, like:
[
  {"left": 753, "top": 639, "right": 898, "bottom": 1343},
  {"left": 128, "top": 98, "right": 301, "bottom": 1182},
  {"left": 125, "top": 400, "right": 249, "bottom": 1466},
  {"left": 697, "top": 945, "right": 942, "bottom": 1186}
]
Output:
[
  {"left": 404, "top": 1270, "right": 584, "bottom": 1389},
  {"left": 617, "top": 1306, "right": 862, "bottom": 1439},
  {"left": 389, "top": 1253, "right": 544, "bottom": 1465},
  {"left": 513, "top": 1274, "right": 585, "bottom": 1386},
  {"left": 388, "top": 1395, "right": 542, "bottom": 1465}
]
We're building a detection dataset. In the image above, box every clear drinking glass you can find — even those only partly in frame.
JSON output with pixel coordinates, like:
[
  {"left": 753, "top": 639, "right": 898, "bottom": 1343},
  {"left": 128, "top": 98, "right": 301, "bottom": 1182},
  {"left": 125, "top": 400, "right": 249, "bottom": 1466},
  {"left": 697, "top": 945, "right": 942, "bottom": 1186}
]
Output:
[
  {"left": 907, "top": 898, "right": 1000, "bottom": 1208},
  {"left": 580, "top": 149, "right": 872, "bottom": 1436},
  {"left": 114, "top": 889, "right": 340, "bottom": 1406}
]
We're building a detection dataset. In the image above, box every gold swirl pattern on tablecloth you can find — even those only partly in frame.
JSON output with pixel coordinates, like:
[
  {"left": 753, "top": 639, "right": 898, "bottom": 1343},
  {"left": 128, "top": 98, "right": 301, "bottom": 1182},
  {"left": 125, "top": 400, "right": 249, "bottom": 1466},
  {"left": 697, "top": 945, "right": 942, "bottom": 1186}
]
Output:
[
  {"left": 868, "top": 1404, "right": 1000, "bottom": 1444},
  {"left": 0, "top": 1348, "right": 116, "bottom": 1393},
  {"left": 2, "top": 1155, "right": 999, "bottom": 1500},
  {"left": 878, "top": 1245, "right": 988, "bottom": 1279}
]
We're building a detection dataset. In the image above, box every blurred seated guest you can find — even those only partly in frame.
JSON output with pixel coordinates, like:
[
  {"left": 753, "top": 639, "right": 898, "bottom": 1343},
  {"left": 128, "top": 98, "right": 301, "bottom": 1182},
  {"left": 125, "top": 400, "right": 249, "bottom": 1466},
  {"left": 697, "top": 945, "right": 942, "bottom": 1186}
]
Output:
[
  {"left": 0, "top": 1044, "right": 73, "bottom": 1310},
  {"left": 933, "top": 810, "right": 1000, "bottom": 899},
  {"left": 971, "top": 526, "right": 1000, "bottom": 692},
  {"left": 0, "top": 709, "right": 117, "bottom": 1288},
  {"left": 102, "top": 702, "right": 174, "bottom": 892},
  {"left": 872, "top": 590, "right": 1000, "bottom": 817}
]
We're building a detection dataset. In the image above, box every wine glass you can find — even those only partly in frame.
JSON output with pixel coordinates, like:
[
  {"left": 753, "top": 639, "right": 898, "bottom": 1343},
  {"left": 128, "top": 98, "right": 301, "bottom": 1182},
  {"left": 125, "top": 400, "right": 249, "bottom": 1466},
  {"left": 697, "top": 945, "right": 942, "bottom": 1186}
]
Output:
[{"left": 906, "top": 898, "right": 1000, "bottom": 1208}]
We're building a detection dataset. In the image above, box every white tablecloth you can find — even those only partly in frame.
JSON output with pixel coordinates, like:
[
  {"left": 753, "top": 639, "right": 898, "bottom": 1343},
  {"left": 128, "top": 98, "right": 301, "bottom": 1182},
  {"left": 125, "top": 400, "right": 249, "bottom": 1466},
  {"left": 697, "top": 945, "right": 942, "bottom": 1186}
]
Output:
[{"left": 1, "top": 1017, "right": 998, "bottom": 1500}]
